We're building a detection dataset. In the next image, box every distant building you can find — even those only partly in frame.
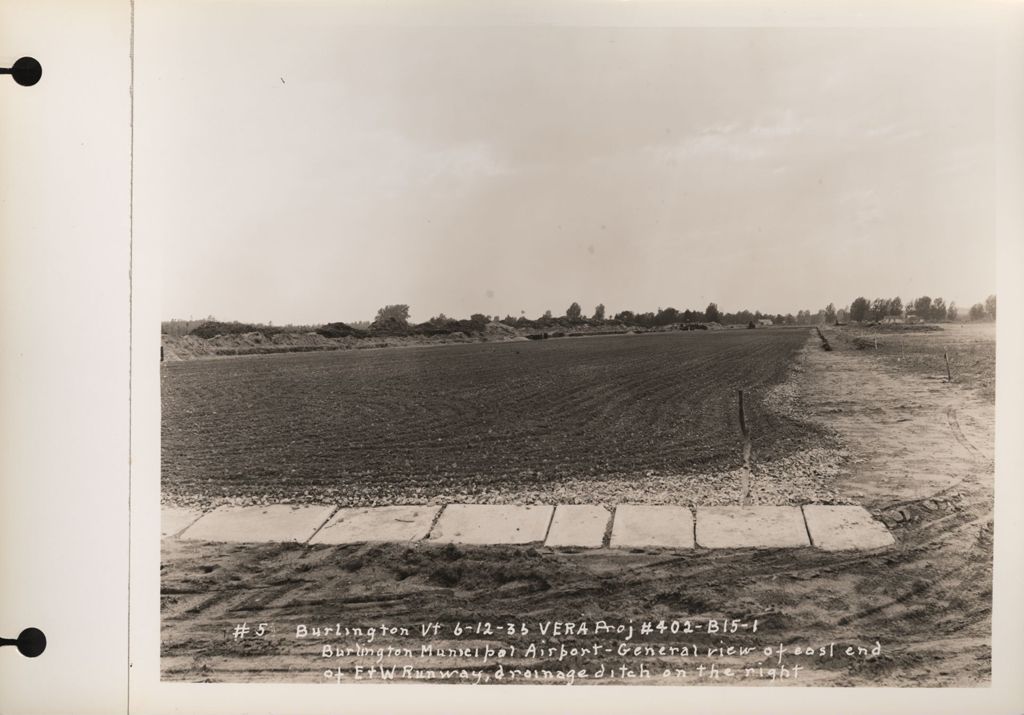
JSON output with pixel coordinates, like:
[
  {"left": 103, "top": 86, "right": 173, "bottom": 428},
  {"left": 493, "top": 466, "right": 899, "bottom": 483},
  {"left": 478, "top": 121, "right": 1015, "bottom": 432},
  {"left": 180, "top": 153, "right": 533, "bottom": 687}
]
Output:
[{"left": 757, "top": 318, "right": 774, "bottom": 326}]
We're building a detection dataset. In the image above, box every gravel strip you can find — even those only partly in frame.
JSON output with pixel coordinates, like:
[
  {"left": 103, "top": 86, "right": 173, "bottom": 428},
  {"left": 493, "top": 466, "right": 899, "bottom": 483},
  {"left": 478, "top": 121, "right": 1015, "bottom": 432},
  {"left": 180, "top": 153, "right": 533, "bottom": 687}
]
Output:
[{"left": 162, "top": 446, "right": 853, "bottom": 512}]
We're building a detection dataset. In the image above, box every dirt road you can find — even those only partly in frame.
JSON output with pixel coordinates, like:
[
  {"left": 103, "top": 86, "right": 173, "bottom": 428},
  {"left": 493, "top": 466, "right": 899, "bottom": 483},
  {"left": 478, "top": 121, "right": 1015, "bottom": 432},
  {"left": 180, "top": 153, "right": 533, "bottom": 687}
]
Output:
[{"left": 162, "top": 327, "right": 994, "bottom": 686}]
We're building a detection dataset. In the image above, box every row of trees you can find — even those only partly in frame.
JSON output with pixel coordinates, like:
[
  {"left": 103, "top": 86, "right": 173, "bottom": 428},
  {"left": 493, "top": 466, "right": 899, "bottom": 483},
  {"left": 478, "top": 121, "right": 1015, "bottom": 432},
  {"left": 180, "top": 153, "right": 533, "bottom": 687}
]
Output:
[
  {"left": 367, "top": 293, "right": 996, "bottom": 334},
  {"left": 367, "top": 301, "right": 837, "bottom": 334},
  {"left": 186, "top": 291, "right": 997, "bottom": 341},
  {"left": 971, "top": 296, "right": 997, "bottom": 321},
  {"left": 846, "top": 295, "right": 995, "bottom": 323}
]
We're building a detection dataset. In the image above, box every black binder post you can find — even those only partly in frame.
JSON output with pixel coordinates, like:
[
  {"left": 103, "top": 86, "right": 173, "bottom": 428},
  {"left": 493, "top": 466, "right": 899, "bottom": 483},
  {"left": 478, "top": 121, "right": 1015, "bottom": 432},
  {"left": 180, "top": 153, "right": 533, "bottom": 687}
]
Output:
[{"left": 1, "top": 56, "right": 43, "bottom": 86}]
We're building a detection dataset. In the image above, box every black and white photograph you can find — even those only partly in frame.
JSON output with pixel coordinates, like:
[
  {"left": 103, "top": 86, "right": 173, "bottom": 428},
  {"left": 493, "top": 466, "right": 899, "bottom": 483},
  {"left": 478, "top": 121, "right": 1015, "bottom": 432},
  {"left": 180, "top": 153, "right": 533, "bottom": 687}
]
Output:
[
  {"left": 140, "top": 1, "right": 1003, "bottom": 692},
  {"left": 142, "top": 1, "right": 1011, "bottom": 690},
  {"left": 5, "top": 1, "right": 1024, "bottom": 713}
]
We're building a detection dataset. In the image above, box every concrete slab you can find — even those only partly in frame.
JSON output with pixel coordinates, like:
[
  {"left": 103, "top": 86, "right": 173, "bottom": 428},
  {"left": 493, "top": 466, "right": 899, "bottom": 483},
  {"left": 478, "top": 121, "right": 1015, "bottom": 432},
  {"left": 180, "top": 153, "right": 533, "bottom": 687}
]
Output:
[
  {"left": 610, "top": 505, "right": 694, "bottom": 549},
  {"left": 310, "top": 505, "right": 440, "bottom": 544},
  {"left": 428, "top": 504, "right": 554, "bottom": 545},
  {"left": 696, "top": 506, "right": 810, "bottom": 549},
  {"left": 545, "top": 505, "right": 611, "bottom": 548},
  {"left": 162, "top": 507, "right": 204, "bottom": 537},
  {"left": 179, "top": 504, "right": 336, "bottom": 544},
  {"left": 803, "top": 505, "right": 896, "bottom": 551}
]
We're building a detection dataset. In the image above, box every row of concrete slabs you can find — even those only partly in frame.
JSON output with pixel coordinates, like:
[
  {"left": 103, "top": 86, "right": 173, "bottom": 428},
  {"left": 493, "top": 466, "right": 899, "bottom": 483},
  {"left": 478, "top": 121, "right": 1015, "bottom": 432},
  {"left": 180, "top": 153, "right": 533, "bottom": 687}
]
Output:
[{"left": 163, "top": 502, "right": 894, "bottom": 552}]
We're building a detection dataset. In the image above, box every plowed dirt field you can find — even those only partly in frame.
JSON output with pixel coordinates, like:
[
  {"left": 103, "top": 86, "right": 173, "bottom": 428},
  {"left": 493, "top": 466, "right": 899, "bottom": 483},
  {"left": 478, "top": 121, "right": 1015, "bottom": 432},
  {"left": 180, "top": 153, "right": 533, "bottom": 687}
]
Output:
[{"left": 162, "top": 328, "right": 822, "bottom": 506}]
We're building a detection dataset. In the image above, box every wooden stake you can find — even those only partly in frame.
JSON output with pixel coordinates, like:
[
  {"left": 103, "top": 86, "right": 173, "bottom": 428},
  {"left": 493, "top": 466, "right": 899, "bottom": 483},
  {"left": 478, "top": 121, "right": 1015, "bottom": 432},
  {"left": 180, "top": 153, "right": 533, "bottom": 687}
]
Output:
[
  {"left": 738, "top": 389, "right": 748, "bottom": 438},
  {"left": 738, "top": 389, "right": 751, "bottom": 505},
  {"left": 945, "top": 351, "right": 952, "bottom": 382}
]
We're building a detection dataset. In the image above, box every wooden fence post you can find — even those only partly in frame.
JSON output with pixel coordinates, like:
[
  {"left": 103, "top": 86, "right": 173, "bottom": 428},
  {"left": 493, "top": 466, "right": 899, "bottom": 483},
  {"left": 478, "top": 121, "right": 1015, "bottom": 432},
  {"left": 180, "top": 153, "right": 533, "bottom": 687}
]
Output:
[
  {"left": 944, "top": 351, "right": 952, "bottom": 382},
  {"left": 738, "top": 389, "right": 751, "bottom": 505}
]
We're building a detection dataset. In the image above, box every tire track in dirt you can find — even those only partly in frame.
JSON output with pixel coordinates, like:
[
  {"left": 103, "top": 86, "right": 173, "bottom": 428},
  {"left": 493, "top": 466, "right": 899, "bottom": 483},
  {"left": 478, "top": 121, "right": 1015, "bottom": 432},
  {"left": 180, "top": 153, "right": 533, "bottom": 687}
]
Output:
[{"left": 945, "top": 407, "right": 982, "bottom": 460}]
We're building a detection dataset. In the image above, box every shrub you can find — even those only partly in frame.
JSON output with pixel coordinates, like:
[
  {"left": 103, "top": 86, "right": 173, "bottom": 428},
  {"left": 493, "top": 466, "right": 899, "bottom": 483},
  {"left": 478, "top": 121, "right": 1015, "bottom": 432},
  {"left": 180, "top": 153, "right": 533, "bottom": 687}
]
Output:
[
  {"left": 315, "top": 322, "right": 367, "bottom": 339},
  {"left": 189, "top": 320, "right": 283, "bottom": 339}
]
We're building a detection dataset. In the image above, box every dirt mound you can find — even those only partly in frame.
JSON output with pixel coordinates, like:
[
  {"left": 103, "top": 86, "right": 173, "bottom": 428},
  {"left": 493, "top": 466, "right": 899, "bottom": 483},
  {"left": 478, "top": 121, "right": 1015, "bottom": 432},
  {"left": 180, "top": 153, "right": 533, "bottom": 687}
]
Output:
[
  {"left": 189, "top": 320, "right": 283, "bottom": 339},
  {"left": 163, "top": 323, "right": 530, "bottom": 362},
  {"left": 315, "top": 322, "right": 366, "bottom": 339},
  {"left": 864, "top": 322, "right": 944, "bottom": 332},
  {"left": 270, "top": 332, "right": 335, "bottom": 347},
  {"left": 484, "top": 321, "right": 518, "bottom": 337},
  {"left": 162, "top": 332, "right": 347, "bottom": 361},
  {"left": 161, "top": 335, "right": 217, "bottom": 361}
]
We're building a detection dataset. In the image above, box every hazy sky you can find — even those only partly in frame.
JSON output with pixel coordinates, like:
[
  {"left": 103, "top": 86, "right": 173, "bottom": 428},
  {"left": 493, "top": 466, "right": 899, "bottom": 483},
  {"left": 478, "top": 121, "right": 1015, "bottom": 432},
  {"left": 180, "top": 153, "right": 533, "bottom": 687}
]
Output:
[{"left": 138, "top": 2, "right": 997, "bottom": 325}]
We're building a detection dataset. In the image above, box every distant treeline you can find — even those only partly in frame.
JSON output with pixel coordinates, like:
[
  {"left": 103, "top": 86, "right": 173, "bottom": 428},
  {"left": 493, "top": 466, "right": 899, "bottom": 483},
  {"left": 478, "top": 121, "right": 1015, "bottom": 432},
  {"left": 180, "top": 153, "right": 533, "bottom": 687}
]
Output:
[
  {"left": 163, "top": 293, "right": 997, "bottom": 340},
  {"left": 842, "top": 294, "right": 996, "bottom": 323},
  {"left": 365, "top": 302, "right": 831, "bottom": 334}
]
